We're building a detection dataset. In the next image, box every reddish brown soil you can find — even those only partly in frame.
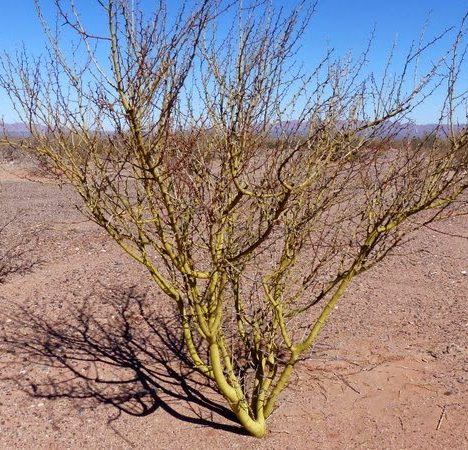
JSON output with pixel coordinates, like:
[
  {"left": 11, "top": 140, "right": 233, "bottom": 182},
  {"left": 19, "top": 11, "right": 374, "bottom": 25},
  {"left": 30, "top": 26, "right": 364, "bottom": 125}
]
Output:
[{"left": 0, "top": 156, "right": 467, "bottom": 449}]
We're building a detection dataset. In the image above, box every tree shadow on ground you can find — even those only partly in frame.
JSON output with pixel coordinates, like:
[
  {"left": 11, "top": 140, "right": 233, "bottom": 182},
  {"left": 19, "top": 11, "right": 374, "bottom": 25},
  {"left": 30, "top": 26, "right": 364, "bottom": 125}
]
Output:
[{"left": 0, "top": 286, "right": 245, "bottom": 435}]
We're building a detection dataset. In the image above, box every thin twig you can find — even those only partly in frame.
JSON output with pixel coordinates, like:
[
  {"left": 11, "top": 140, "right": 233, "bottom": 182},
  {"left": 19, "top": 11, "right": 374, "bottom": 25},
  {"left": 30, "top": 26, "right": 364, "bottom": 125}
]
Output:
[{"left": 436, "top": 405, "right": 447, "bottom": 430}]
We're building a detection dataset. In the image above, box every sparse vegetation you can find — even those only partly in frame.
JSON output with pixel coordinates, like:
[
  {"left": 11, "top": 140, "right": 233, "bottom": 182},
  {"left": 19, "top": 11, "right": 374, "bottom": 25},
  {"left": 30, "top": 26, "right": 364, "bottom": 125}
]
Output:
[
  {"left": 0, "top": 214, "right": 37, "bottom": 283},
  {"left": 0, "top": 0, "right": 466, "bottom": 437}
]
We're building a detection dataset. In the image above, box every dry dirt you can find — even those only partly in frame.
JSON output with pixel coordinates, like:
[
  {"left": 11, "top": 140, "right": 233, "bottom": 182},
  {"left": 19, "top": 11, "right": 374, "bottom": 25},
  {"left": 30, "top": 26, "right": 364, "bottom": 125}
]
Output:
[{"left": 0, "top": 154, "right": 467, "bottom": 449}]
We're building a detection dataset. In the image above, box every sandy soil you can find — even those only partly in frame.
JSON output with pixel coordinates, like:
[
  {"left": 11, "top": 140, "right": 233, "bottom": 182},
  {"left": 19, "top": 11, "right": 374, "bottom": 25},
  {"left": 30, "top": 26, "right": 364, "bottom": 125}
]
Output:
[{"left": 0, "top": 155, "right": 467, "bottom": 449}]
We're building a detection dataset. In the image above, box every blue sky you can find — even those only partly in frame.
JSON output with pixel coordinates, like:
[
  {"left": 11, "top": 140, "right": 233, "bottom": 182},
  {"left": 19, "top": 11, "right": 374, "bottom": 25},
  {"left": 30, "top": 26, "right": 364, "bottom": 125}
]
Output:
[{"left": 0, "top": 0, "right": 466, "bottom": 123}]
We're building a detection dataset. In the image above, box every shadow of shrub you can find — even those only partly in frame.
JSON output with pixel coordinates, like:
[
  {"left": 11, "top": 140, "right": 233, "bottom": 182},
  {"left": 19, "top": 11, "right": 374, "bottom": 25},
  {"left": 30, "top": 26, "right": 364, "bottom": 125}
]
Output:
[{"left": 1, "top": 285, "right": 245, "bottom": 434}]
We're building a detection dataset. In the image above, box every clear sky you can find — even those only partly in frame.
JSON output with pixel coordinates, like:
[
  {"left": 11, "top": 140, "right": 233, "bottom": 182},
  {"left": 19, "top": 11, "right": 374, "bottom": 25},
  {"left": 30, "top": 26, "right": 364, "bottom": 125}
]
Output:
[{"left": 0, "top": 0, "right": 466, "bottom": 123}]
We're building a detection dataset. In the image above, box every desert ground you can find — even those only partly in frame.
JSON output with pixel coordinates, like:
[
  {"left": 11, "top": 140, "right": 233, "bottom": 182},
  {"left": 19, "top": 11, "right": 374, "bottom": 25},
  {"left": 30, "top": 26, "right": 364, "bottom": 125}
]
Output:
[{"left": 0, "top": 150, "right": 466, "bottom": 449}]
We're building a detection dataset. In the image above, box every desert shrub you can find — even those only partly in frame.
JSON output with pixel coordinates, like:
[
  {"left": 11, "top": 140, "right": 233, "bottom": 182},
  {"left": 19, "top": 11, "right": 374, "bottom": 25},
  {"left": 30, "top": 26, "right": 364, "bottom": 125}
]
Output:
[
  {"left": 0, "top": 215, "right": 37, "bottom": 283},
  {"left": 0, "top": 1, "right": 466, "bottom": 437}
]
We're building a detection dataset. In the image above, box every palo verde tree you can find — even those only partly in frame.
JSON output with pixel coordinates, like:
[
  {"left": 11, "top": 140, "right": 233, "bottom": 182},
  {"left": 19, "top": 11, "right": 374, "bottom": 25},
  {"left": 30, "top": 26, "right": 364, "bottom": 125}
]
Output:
[{"left": 0, "top": 0, "right": 467, "bottom": 437}]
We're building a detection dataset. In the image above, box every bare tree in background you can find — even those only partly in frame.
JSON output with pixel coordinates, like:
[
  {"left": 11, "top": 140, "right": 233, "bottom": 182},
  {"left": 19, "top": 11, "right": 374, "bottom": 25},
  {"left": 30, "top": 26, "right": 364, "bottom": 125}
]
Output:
[{"left": 0, "top": 0, "right": 466, "bottom": 437}]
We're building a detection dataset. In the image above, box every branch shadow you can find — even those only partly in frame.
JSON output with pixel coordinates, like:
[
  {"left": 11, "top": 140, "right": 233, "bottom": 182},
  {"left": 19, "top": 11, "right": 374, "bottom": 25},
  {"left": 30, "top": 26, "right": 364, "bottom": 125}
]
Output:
[{"left": 0, "top": 285, "right": 246, "bottom": 435}]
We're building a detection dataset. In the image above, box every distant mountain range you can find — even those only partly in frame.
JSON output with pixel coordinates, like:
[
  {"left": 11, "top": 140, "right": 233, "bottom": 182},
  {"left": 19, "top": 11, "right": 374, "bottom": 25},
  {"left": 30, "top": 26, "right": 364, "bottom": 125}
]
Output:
[
  {"left": 269, "top": 120, "right": 466, "bottom": 139},
  {"left": 1, "top": 121, "right": 466, "bottom": 139},
  {"left": 390, "top": 123, "right": 466, "bottom": 139},
  {"left": 1, "top": 122, "right": 32, "bottom": 137}
]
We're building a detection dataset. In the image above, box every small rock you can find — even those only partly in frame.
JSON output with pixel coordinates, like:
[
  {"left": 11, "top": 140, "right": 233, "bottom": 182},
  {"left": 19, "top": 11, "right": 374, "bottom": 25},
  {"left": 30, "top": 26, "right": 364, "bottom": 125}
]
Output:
[{"left": 461, "top": 270, "right": 467, "bottom": 276}]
